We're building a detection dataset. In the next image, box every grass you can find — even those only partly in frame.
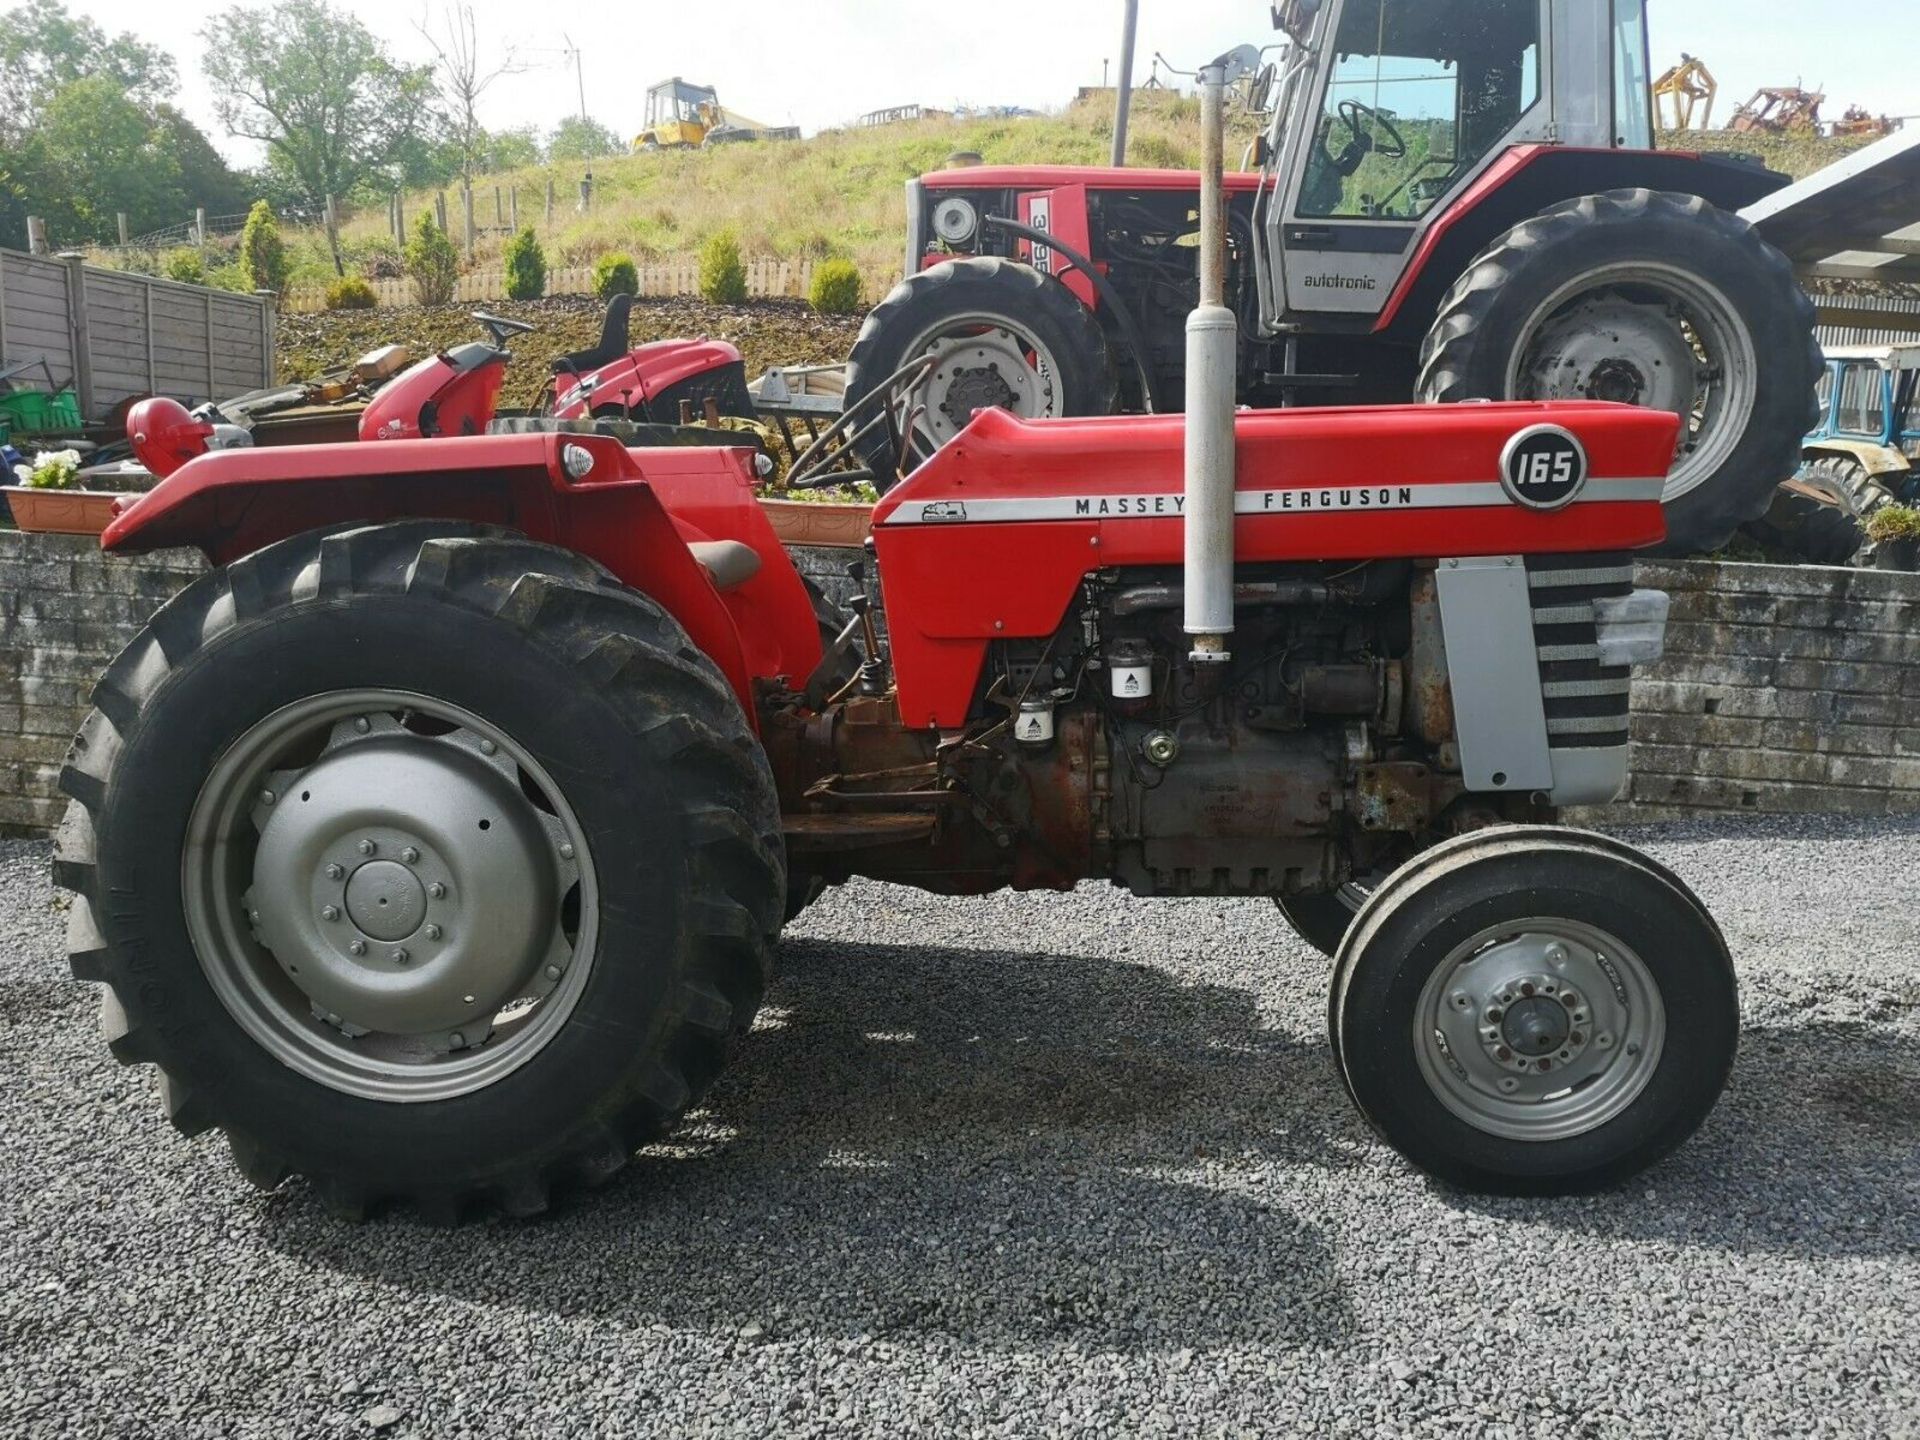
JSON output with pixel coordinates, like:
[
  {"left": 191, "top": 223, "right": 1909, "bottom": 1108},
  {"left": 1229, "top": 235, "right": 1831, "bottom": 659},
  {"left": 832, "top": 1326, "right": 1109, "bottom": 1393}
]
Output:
[
  {"left": 289, "top": 93, "right": 1248, "bottom": 290},
  {"left": 260, "top": 103, "right": 1872, "bottom": 293}
]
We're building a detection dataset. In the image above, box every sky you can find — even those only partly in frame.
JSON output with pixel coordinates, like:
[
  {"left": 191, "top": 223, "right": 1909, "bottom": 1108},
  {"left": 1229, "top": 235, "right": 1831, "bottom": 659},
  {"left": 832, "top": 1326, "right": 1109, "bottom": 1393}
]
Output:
[{"left": 40, "top": 0, "right": 1920, "bottom": 165}]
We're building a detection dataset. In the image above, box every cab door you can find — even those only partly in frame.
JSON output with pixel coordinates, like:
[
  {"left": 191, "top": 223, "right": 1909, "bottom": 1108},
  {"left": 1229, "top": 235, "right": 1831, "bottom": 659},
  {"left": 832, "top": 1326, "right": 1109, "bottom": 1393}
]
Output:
[{"left": 1271, "top": 0, "right": 1549, "bottom": 319}]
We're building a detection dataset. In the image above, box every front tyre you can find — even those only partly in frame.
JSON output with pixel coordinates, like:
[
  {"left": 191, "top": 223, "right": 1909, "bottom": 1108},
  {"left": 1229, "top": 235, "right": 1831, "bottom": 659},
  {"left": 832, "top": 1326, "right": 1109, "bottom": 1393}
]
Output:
[
  {"left": 1330, "top": 829, "right": 1737, "bottom": 1195},
  {"left": 56, "top": 521, "right": 784, "bottom": 1221},
  {"left": 1418, "top": 189, "right": 1821, "bottom": 555}
]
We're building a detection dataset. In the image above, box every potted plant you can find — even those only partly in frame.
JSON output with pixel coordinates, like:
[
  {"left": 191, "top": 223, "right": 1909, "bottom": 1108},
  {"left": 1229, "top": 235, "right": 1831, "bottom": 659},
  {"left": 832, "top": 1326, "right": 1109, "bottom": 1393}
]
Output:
[
  {"left": 1865, "top": 504, "right": 1920, "bottom": 573},
  {"left": 6, "top": 447, "right": 128, "bottom": 535}
]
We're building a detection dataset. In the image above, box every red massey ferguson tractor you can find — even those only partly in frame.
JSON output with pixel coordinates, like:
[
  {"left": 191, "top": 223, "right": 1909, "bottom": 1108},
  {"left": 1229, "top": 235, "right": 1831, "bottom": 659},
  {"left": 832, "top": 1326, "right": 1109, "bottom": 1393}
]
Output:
[
  {"left": 59, "top": 59, "right": 1739, "bottom": 1221},
  {"left": 844, "top": 0, "right": 1821, "bottom": 555}
]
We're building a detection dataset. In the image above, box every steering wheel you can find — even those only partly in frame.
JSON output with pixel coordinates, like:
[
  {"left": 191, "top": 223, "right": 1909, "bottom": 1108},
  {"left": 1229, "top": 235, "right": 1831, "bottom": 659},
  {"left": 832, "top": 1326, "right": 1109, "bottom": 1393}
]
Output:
[
  {"left": 1332, "top": 98, "right": 1409, "bottom": 167},
  {"left": 474, "top": 311, "right": 537, "bottom": 348}
]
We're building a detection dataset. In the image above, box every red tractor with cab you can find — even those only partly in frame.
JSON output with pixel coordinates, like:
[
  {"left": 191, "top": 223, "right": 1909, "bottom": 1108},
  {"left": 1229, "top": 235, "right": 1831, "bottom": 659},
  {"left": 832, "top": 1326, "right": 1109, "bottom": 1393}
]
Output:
[
  {"left": 846, "top": 0, "right": 1820, "bottom": 556},
  {"left": 58, "top": 54, "right": 1738, "bottom": 1222}
]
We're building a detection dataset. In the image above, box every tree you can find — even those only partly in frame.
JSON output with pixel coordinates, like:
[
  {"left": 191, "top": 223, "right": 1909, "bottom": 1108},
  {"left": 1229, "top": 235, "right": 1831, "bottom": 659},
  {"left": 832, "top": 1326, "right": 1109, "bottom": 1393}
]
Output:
[
  {"left": 415, "top": 3, "right": 522, "bottom": 186},
  {"left": 0, "top": 0, "right": 174, "bottom": 141},
  {"left": 201, "top": 0, "right": 434, "bottom": 210},
  {"left": 502, "top": 226, "right": 545, "bottom": 300},
  {"left": 29, "top": 75, "right": 183, "bottom": 242},
  {"left": 547, "top": 115, "right": 621, "bottom": 163},
  {"left": 152, "top": 106, "right": 253, "bottom": 218},
  {"left": 480, "top": 126, "right": 542, "bottom": 174}
]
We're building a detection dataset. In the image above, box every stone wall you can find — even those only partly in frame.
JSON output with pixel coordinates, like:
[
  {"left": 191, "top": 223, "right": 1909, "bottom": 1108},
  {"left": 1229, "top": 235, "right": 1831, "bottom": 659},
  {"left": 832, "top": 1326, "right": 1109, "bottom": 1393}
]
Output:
[
  {"left": 1608, "top": 560, "right": 1920, "bottom": 822},
  {"left": 3, "top": 534, "right": 1917, "bottom": 835}
]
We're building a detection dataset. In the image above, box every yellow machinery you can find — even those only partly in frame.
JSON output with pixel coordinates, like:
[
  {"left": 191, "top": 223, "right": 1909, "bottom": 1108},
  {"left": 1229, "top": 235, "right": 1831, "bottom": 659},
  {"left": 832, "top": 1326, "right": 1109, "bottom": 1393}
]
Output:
[
  {"left": 633, "top": 78, "right": 725, "bottom": 150},
  {"left": 1653, "top": 54, "right": 1717, "bottom": 131}
]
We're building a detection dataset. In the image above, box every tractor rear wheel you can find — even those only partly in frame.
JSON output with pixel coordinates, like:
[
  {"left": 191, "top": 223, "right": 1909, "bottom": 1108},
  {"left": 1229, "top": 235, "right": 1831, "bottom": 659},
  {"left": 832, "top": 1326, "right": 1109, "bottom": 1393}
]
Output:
[
  {"left": 55, "top": 521, "right": 784, "bottom": 1221},
  {"left": 1330, "top": 828, "right": 1736, "bottom": 1195},
  {"left": 843, "top": 257, "right": 1117, "bottom": 489},
  {"left": 1745, "top": 471, "right": 1867, "bottom": 566},
  {"left": 1418, "top": 189, "right": 1820, "bottom": 555}
]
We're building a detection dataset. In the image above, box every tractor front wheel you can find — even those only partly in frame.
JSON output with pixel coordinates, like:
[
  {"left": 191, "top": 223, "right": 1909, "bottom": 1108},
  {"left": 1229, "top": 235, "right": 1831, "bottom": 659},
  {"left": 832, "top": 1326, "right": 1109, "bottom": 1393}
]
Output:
[
  {"left": 1330, "top": 828, "right": 1736, "bottom": 1195},
  {"left": 843, "top": 258, "right": 1117, "bottom": 489},
  {"left": 55, "top": 521, "right": 785, "bottom": 1221},
  {"left": 1418, "top": 189, "right": 1820, "bottom": 555}
]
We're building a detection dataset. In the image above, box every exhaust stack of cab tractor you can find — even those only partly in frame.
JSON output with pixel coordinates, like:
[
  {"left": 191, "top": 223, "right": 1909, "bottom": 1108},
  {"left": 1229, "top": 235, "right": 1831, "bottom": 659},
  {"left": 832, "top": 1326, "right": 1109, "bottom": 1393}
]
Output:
[{"left": 1184, "top": 49, "right": 1256, "bottom": 667}]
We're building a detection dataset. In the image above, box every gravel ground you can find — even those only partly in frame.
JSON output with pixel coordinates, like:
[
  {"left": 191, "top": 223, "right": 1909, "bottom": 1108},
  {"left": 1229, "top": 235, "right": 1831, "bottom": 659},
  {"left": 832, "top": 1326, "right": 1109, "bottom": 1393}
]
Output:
[{"left": 3, "top": 816, "right": 1917, "bottom": 1438}]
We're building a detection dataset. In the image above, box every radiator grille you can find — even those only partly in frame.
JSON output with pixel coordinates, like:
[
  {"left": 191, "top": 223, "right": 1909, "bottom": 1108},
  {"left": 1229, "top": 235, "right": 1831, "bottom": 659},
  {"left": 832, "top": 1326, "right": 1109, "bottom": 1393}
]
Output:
[{"left": 1526, "top": 554, "right": 1635, "bottom": 751}]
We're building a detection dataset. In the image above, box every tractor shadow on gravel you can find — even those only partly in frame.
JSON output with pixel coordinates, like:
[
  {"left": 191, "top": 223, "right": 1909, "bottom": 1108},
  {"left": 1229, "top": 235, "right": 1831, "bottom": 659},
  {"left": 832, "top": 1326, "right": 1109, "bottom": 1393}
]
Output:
[{"left": 260, "top": 934, "right": 1367, "bottom": 1350}]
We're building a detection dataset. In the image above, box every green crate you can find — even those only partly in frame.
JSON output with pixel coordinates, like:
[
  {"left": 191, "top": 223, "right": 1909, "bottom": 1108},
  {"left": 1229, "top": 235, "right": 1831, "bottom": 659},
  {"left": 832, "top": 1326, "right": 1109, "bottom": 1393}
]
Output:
[{"left": 0, "top": 388, "right": 83, "bottom": 434}]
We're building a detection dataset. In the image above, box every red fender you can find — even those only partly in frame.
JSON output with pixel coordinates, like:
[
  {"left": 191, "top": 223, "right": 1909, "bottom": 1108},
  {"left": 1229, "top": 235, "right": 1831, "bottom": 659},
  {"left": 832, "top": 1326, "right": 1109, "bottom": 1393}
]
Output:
[{"left": 102, "top": 433, "right": 823, "bottom": 727}]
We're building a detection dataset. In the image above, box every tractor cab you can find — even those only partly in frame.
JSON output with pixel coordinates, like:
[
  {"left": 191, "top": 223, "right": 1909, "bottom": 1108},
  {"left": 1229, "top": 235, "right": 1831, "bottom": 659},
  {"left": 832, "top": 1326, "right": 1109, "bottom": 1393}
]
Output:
[
  {"left": 1255, "top": 0, "right": 1655, "bottom": 318},
  {"left": 634, "top": 78, "right": 723, "bottom": 151}
]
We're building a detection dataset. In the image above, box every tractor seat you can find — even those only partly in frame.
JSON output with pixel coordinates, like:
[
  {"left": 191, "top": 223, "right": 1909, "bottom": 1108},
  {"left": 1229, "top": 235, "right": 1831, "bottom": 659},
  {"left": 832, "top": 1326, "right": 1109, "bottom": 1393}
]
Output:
[
  {"left": 687, "top": 540, "right": 761, "bottom": 592},
  {"left": 553, "top": 293, "right": 635, "bottom": 376}
]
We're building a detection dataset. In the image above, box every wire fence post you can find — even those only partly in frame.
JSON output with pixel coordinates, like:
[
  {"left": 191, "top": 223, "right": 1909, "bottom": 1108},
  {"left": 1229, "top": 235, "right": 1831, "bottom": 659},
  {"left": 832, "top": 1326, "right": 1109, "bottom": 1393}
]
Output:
[
  {"left": 194, "top": 208, "right": 208, "bottom": 246},
  {"left": 510, "top": 187, "right": 519, "bottom": 232},
  {"left": 26, "top": 216, "right": 48, "bottom": 255},
  {"left": 116, "top": 213, "right": 129, "bottom": 246},
  {"left": 435, "top": 191, "right": 448, "bottom": 235},
  {"left": 545, "top": 178, "right": 555, "bottom": 227},
  {"left": 462, "top": 183, "right": 476, "bottom": 253}
]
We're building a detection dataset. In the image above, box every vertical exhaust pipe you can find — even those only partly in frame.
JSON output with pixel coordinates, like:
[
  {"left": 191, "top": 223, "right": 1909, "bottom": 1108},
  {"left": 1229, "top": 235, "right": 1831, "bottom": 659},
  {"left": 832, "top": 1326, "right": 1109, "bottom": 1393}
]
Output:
[
  {"left": 1185, "top": 52, "right": 1244, "bottom": 666},
  {"left": 1112, "top": 0, "right": 1140, "bottom": 167}
]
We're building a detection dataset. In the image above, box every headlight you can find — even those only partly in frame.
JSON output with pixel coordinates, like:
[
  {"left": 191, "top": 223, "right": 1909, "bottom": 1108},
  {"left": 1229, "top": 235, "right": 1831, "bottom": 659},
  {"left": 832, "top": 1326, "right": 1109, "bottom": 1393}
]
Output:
[{"left": 932, "top": 197, "right": 979, "bottom": 246}]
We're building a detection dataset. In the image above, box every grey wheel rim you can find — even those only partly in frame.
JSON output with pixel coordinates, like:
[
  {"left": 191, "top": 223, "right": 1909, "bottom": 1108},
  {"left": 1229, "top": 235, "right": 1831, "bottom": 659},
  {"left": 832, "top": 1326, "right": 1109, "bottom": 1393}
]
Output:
[
  {"left": 1413, "top": 918, "right": 1665, "bottom": 1143},
  {"left": 1507, "top": 262, "right": 1758, "bottom": 505},
  {"left": 183, "top": 690, "right": 598, "bottom": 1103},
  {"left": 896, "top": 312, "right": 1064, "bottom": 466}
]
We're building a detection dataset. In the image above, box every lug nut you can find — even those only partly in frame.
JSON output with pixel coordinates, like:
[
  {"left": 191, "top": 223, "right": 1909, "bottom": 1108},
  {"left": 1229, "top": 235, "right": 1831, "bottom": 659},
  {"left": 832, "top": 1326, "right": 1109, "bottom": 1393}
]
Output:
[
  {"left": 449, "top": 1031, "right": 466, "bottom": 1049},
  {"left": 354, "top": 716, "right": 371, "bottom": 734},
  {"left": 348, "top": 940, "right": 366, "bottom": 957},
  {"left": 321, "top": 906, "right": 340, "bottom": 922},
  {"left": 358, "top": 839, "right": 376, "bottom": 856},
  {"left": 428, "top": 881, "right": 447, "bottom": 900},
  {"left": 545, "top": 965, "right": 563, "bottom": 981},
  {"left": 478, "top": 739, "right": 497, "bottom": 756},
  {"left": 391, "top": 949, "right": 410, "bottom": 965},
  {"left": 424, "top": 924, "right": 442, "bottom": 941},
  {"left": 325, "top": 863, "right": 344, "bottom": 880},
  {"left": 401, "top": 846, "right": 420, "bottom": 865},
  {"left": 559, "top": 843, "right": 575, "bottom": 861},
  {"left": 258, "top": 790, "right": 276, "bottom": 807}
]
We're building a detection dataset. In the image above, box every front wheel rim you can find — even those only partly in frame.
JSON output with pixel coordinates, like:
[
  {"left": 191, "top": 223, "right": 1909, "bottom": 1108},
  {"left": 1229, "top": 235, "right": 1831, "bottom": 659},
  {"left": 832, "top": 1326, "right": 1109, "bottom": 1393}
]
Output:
[
  {"left": 1507, "top": 263, "right": 1758, "bottom": 505},
  {"left": 183, "top": 690, "right": 599, "bottom": 1104},
  {"left": 1413, "top": 918, "right": 1665, "bottom": 1142}
]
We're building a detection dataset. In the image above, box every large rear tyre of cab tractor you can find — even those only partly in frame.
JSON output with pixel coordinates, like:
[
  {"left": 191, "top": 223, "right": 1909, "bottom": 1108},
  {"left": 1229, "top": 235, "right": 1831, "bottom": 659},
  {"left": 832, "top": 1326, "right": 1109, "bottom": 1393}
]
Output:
[
  {"left": 54, "top": 521, "right": 785, "bottom": 1222},
  {"left": 1417, "top": 189, "right": 1821, "bottom": 555},
  {"left": 843, "top": 257, "right": 1117, "bottom": 489},
  {"left": 1329, "top": 828, "right": 1737, "bottom": 1196}
]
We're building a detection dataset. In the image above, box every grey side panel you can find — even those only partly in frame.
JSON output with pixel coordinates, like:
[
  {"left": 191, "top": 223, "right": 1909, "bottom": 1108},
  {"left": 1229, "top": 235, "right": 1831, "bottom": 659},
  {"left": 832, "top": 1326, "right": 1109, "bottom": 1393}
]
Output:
[{"left": 1435, "top": 556, "right": 1554, "bottom": 793}]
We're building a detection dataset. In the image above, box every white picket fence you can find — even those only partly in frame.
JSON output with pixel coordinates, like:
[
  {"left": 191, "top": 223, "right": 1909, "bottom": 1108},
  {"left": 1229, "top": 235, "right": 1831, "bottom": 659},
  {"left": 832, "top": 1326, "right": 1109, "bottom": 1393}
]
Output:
[{"left": 284, "top": 257, "right": 822, "bottom": 313}]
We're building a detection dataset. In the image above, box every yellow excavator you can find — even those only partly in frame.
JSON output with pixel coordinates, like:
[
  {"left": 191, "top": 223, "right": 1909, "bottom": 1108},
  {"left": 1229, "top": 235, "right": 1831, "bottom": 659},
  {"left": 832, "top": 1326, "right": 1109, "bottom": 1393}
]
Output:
[{"left": 632, "top": 78, "right": 797, "bottom": 151}]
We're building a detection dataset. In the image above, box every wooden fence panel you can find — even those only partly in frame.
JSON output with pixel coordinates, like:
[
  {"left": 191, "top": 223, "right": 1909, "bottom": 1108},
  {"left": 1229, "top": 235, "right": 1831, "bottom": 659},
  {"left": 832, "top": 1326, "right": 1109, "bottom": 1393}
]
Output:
[
  {"left": 0, "top": 248, "right": 270, "bottom": 418},
  {"left": 0, "top": 252, "right": 77, "bottom": 386}
]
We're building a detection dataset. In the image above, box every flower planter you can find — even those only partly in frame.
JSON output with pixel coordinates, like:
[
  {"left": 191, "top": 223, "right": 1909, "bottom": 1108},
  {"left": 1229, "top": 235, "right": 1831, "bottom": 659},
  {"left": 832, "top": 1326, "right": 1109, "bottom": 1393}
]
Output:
[
  {"left": 759, "top": 497, "right": 872, "bottom": 549},
  {"left": 4, "top": 486, "right": 122, "bottom": 536},
  {"left": 1873, "top": 536, "right": 1920, "bottom": 573}
]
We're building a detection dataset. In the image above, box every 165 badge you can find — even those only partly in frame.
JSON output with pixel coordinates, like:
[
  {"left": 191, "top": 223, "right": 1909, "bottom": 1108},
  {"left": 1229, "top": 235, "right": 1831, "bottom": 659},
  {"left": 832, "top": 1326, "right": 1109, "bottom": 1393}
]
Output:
[{"left": 1499, "top": 425, "right": 1590, "bottom": 511}]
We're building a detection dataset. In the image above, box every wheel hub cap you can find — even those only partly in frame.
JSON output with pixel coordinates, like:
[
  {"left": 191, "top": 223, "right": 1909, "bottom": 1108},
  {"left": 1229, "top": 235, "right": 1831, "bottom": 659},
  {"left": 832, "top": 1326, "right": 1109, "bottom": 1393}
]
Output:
[
  {"left": 1415, "top": 923, "right": 1665, "bottom": 1142},
  {"left": 248, "top": 724, "right": 567, "bottom": 1040},
  {"left": 343, "top": 861, "right": 427, "bottom": 941}
]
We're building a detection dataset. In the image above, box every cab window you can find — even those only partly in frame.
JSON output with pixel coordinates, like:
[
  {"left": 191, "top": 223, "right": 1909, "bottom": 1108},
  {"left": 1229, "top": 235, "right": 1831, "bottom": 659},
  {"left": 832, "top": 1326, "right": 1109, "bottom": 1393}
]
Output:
[
  {"left": 1300, "top": 0, "right": 1540, "bottom": 220},
  {"left": 1836, "top": 363, "right": 1886, "bottom": 438}
]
